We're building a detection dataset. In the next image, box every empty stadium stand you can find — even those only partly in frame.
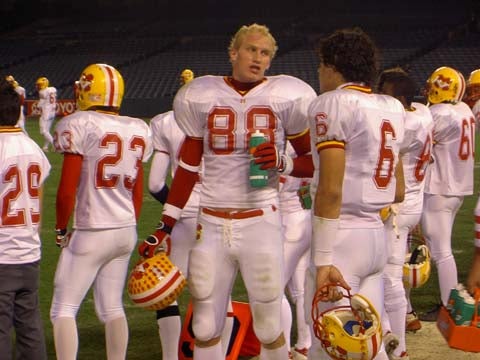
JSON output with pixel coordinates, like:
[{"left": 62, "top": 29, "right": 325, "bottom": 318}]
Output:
[{"left": 0, "top": 0, "right": 478, "bottom": 116}]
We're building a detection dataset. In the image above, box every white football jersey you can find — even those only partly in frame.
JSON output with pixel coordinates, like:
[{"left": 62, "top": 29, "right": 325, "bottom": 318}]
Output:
[
  {"left": 279, "top": 141, "right": 311, "bottom": 209},
  {"left": 0, "top": 128, "right": 51, "bottom": 264},
  {"left": 150, "top": 110, "right": 201, "bottom": 218},
  {"left": 424, "top": 101, "right": 475, "bottom": 195},
  {"left": 398, "top": 102, "right": 434, "bottom": 214},
  {"left": 173, "top": 75, "right": 316, "bottom": 208},
  {"left": 38, "top": 86, "right": 57, "bottom": 114},
  {"left": 54, "top": 111, "right": 153, "bottom": 229},
  {"left": 309, "top": 83, "right": 406, "bottom": 227},
  {"left": 15, "top": 86, "right": 26, "bottom": 104}
]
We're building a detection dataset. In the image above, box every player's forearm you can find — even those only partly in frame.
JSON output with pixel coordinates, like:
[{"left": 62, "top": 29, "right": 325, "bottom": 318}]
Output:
[
  {"left": 148, "top": 151, "right": 170, "bottom": 193},
  {"left": 289, "top": 154, "right": 313, "bottom": 178},
  {"left": 160, "top": 136, "right": 202, "bottom": 226}
]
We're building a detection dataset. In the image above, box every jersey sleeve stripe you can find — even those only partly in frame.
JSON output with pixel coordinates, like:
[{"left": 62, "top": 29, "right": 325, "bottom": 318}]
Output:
[{"left": 316, "top": 140, "right": 345, "bottom": 151}]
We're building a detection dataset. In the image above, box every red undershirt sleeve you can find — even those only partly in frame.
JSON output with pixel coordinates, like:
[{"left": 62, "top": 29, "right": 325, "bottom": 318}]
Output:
[
  {"left": 55, "top": 153, "right": 83, "bottom": 229},
  {"left": 133, "top": 165, "right": 144, "bottom": 221}
]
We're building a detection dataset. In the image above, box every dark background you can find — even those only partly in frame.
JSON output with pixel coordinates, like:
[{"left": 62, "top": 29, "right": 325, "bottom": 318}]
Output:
[{"left": 1, "top": 0, "right": 479, "bottom": 116}]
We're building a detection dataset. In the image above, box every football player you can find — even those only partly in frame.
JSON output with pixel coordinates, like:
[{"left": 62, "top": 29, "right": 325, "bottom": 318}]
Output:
[
  {"left": 377, "top": 67, "right": 434, "bottom": 359},
  {"left": 306, "top": 27, "right": 406, "bottom": 360},
  {"left": 464, "top": 69, "right": 480, "bottom": 295},
  {"left": 50, "top": 63, "right": 153, "bottom": 359},
  {"left": 139, "top": 23, "right": 316, "bottom": 360},
  {"left": 5, "top": 75, "right": 27, "bottom": 134},
  {"left": 0, "top": 77, "right": 50, "bottom": 359},
  {"left": 279, "top": 142, "right": 312, "bottom": 360},
  {"left": 419, "top": 66, "right": 475, "bottom": 321},
  {"left": 36, "top": 76, "right": 57, "bottom": 151},
  {"left": 148, "top": 69, "right": 235, "bottom": 359}
]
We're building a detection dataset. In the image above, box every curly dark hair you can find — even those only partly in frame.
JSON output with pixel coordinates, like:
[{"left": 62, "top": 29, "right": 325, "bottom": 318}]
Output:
[
  {"left": 0, "top": 77, "right": 20, "bottom": 126},
  {"left": 377, "top": 67, "right": 417, "bottom": 106},
  {"left": 317, "top": 27, "right": 379, "bottom": 86}
]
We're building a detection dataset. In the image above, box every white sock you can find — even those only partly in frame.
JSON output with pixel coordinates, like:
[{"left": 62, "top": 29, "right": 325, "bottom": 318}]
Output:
[
  {"left": 53, "top": 317, "right": 78, "bottom": 360},
  {"left": 260, "top": 342, "right": 289, "bottom": 360},
  {"left": 281, "top": 295, "right": 292, "bottom": 350},
  {"left": 293, "top": 293, "right": 311, "bottom": 350},
  {"left": 221, "top": 301, "right": 234, "bottom": 356},
  {"left": 193, "top": 341, "right": 222, "bottom": 360},
  {"left": 105, "top": 317, "right": 129, "bottom": 360},
  {"left": 157, "top": 314, "right": 181, "bottom": 360}
]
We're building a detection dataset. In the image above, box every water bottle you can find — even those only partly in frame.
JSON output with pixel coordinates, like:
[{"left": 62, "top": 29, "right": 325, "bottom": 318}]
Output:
[
  {"left": 298, "top": 181, "right": 312, "bottom": 209},
  {"left": 249, "top": 131, "right": 269, "bottom": 188}
]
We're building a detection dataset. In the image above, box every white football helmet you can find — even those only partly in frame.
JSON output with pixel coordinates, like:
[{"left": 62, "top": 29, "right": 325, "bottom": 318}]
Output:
[
  {"left": 127, "top": 252, "right": 187, "bottom": 311},
  {"left": 403, "top": 244, "right": 431, "bottom": 289},
  {"left": 311, "top": 285, "right": 382, "bottom": 360}
]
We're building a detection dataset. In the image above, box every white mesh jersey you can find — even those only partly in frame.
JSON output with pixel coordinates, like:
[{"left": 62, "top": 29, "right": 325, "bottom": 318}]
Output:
[
  {"left": 279, "top": 141, "right": 311, "bottom": 209},
  {"left": 309, "top": 83, "right": 406, "bottom": 227},
  {"left": 0, "top": 128, "right": 51, "bottom": 264},
  {"left": 38, "top": 86, "right": 57, "bottom": 115},
  {"left": 173, "top": 75, "right": 316, "bottom": 208},
  {"left": 424, "top": 101, "right": 475, "bottom": 195},
  {"left": 150, "top": 110, "right": 201, "bottom": 218},
  {"left": 54, "top": 111, "right": 153, "bottom": 229},
  {"left": 398, "top": 102, "right": 434, "bottom": 214},
  {"left": 15, "top": 86, "right": 26, "bottom": 103}
]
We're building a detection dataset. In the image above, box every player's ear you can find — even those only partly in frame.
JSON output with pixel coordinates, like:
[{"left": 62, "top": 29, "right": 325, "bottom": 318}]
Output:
[{"left": 229, "top": 49, "right": 238, "bottom": 63}]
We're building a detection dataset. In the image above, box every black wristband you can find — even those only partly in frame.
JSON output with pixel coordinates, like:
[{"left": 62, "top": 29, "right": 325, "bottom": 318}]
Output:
[
  {"left": 156, "top": 221, "right": 172, "bottom": 234},
  {"left": 55, "top": 228, "right": 67, "bottom": 236}
]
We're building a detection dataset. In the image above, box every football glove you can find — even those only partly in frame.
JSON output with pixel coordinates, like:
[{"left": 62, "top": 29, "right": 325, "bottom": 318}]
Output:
[
  {"left": 138, "top": 222, "right": 172, "bottom": 258},
  {"left": 55, "top": 228, "right": 71, "bottom": 248},
  {"left": 253, "top": 142, "right": 291, "bottom": 172}
]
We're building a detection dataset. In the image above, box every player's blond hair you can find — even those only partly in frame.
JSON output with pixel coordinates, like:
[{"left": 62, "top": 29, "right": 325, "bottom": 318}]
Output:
[{"left": 228, "top": 23, "right": 278, "bottom": 59}]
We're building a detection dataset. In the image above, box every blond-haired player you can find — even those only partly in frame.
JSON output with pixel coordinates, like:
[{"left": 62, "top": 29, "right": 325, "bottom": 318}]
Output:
[{"left": 139, "top": 23, "right": 316, "bottom": 360}]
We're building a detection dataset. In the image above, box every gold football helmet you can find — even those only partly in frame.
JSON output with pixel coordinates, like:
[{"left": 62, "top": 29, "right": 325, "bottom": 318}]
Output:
[
  {"left": 127, "top": 252, "right": 187, "bottom": 311},
  {"left": 36, "top": 77, "right": 49, "bottom": 91},
  {"left": 76, "top": 63, "right": 124, "bottom": 111},
  {"left": 426, "top": 66, "right": 465, "bottom": 105},
  {"left": 403, "top": 244, "right": 431, "bottom": 289},
  {"left": 5, "top": 75, "right": 15, "bottom": 84},
  {"left": 312, "top": 285, "right": 382, "bottom": 360},
  {"left": 464, "top": 69, "right": 480, "bottom": 108},
  {"left": 180, "top": 69, "right": 194, "bottom": 85}
]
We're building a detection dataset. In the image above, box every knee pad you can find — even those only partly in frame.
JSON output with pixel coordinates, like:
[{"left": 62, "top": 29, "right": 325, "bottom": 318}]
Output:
[
  {"left": 250, "top": 300, "right": 282, "bottom": 344},
  {"left": 50, "top": 302, "right": 79, "bottom": 322},
  {"left": 246, "top": 252, "right": 282, "bottom": 303},
  {"left": 192, "top": 301, "right": 220, "bottom": 341},
  {"left": 95, "top": 305, "right": 126, "bottom": 324},
  {"left": 188, "top": 248, "right": 215, "bottom": 301}
]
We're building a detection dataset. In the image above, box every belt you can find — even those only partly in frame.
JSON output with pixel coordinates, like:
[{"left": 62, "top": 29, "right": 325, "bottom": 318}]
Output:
[{"left": 202, "top": 206, "right": 275, "bottom": 220}]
